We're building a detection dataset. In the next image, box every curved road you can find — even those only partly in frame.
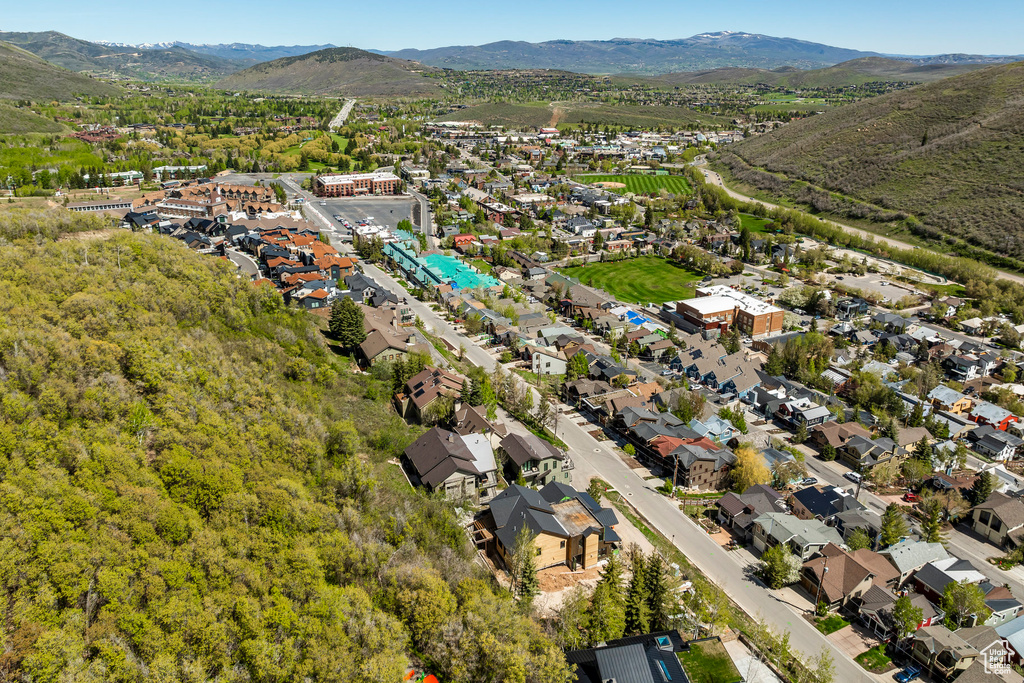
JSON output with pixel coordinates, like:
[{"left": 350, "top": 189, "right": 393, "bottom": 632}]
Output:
[{"left": 696, "top": 162, "right": 1024, "bottom": 286}]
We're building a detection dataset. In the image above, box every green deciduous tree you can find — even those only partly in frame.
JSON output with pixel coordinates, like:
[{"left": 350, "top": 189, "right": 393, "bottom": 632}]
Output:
[
  {"left": 846, "top": 527, "right": 872, "bottom": 551},
  {"left": 942, "top": 579, "right": 991, "bottom": 629},
  {"left": 891, "top": 594, "right": 924, "bottom": 641},
  {"left": 760, "top": 543, "right": 800, "bottom": 589}
]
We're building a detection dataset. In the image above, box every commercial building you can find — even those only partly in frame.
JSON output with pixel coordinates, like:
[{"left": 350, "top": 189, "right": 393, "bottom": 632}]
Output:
[
  {"left": 313, "top": 171, "right": 400, "bottom": 197},
  {"left": 676, "top": 285, "right": 783, "bottom": 339}
]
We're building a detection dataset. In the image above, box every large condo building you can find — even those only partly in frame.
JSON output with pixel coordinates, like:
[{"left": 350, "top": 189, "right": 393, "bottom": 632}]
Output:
[
  {"left": 314, "top": 171, "right": 401, "bottom": 197},
  {"left": 677, "top": 285, "right": 784, "bottom": 339}
]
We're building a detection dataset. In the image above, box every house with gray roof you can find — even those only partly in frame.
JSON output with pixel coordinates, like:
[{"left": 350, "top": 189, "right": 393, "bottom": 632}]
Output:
[
  {"left": 565, "top": 631, "right": 689, "bottom": 683},
  {"left": 881, "top": 539, "right": 950, "bottom": 586},
  {"left": 474, "top": 482, "right": 618, "bottom": 571},
  {"left": 970, "top": 491, "right": 1024, "bottom": 548},
  {"left": 497, "top": 433, "right": 572, "bottom": 486},
  {"left": 751, "top": 512, "right": 845, "bottom": 560},
  {"left": 403, "top": 427, "right": 498, "bottom": 503},
  {"left": 717, "top": 484, "right": 787, "bottom": 539}
]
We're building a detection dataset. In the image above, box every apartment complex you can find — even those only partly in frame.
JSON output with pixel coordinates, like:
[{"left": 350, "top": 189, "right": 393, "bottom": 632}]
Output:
[
  {"left": 313, "top": 171, "right": 401, "bottom": 197},
  {"left": 677, "top": 285, "right": 784, "bottom": 338}
]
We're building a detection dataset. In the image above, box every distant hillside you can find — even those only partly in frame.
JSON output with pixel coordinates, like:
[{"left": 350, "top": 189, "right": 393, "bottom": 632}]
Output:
[
  {"left": 724, "top": 61, "right": 1024, "bottom": 259},
  {"left": 0, "top": 31, "right": 241, "bottom": 81},
  {"left": 0, "top": 102, "right": 65, "bottom": 134},
  {"left": 384, "top": 32, "right": 883, "bottom": 74},
  {"left": 653, "top": 57, "right": 988, "bottom": 87},
  {"left": 216, "top": 47, "right": 441, "bottom": 97},
  {"left": 435, "top": 101, "right": 730, "bottom": 130},
  {"left": 0, "top": 40, "right": 120, "bottom": 100},
  {"left": 98, "top": 41, "right": 336, "bottom": 66}
]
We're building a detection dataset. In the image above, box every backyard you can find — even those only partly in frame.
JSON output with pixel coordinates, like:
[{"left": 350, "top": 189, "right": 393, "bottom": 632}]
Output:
[
  {"left": 677, "top": 639, "right": 743, "bottom": 683},
  {"left": 558, "top": 256, "right": 702, "bottom": 304},
  {"left": 575, "top": 173, "right": 692, "bottom": 196}
]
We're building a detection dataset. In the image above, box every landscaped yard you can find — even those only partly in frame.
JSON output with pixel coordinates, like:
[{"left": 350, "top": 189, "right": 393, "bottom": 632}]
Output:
[
  {"left": 855, "top": 644, "right": 892, "bottom": 672},
  {"left": 677, "top": 639, "right": 743, "bottom": 683},
  {"left": 815, "top": 614, "right": 850, "bottom": 635},
  {"left": 558, "top": 256, "right": 702, "bottom": 304},
  {"left": 575, "top": 174, "right": 692, "bottom": 196}
]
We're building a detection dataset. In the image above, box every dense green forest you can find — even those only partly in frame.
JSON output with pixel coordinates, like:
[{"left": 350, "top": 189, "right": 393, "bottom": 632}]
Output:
[{"left": 0, "top": 218, "right": 571, "bottom": 682}]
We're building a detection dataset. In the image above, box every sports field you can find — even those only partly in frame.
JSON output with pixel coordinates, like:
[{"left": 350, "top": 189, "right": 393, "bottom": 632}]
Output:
[
  {"left": 576, "top": 174, "right": 692, "bottom": 196},
  {"left": 559, "top": 256, "right": 702, "bottom": 304}
]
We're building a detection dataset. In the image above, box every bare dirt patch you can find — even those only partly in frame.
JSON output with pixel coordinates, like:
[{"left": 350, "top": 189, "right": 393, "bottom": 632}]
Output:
[
  {"left": 58, "top": 229, "right": 118, "bottom": 242},
  {"left": 594, "top": 181, "right": 626, "bottom": 189}
]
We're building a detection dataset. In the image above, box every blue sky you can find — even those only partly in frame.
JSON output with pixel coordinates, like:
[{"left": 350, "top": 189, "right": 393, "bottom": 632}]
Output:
[{"left": 4, "top": 0, "right": 1022, "bottom": 55}]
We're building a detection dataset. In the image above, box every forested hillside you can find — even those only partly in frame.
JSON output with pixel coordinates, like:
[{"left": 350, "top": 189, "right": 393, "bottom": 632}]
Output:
[
  {"left": 0, "top": 211, "right": 570, "bottom": 682},
  {"left": 723, "top": 61, "right": 1024, "bottom": 260}
]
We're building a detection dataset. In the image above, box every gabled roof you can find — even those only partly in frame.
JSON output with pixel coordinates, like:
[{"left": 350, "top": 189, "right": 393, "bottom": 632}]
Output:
[
  {"left": 404, "top": 427, "right": 495, "bottom": 488},
  {"left": 802, "top": 543, "right": 872, "bottom": 604},
  {"left": 499, "top": 433, "right": 563, "bottom": 467},
  {"left": 974, "top": 491, "right": 1024, "bottom": 531},
  {"left": 883, "top": 539, "right": 950, "bottom": 575}
]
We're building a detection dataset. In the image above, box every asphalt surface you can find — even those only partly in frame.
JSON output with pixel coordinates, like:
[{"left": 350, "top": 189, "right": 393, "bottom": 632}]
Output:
[{"left": 328, "top": 99, "right": 356, "bottom": 131}]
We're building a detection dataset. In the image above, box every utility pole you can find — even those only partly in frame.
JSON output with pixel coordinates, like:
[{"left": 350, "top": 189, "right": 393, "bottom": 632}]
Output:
[
  {"left": 672, "top": 454, "right": 679, "bottom": 497},
  {"left": 813, "top": 557, "right": 829, "bottom": 611}
]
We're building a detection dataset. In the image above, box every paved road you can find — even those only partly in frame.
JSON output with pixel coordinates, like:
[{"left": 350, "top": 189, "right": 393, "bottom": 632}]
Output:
[
  {"left": 225, "top": 247, "right": 259, "bottom": 280},
  {"left": 285, "top": 175, "right": 878, "bottom": 681},
  {"left": 329, "top": 99, "right": 356, "bottom": 131},
  {"left": 694, "top": 161, "right": 1024, "bottom": 287}
]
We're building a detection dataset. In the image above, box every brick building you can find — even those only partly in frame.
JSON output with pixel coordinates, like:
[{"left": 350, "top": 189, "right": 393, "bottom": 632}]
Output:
[
  {"left": 677, "top": 285, "right": 783, "bottom": 338},
  {"left": 314, "top": 171, "right": 400, "bottom": 197}
]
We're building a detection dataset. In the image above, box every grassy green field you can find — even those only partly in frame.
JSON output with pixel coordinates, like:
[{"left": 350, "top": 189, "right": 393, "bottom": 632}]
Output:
[
  {"left": 576, "top": 174, "right": 692, "bottom": 196},
  {"left": 738, "top": 213, "right": 774, "bottom": 233},
  {"left": 855, "top": 645, "right": 892, "bottom": 673},
  {"left": 677, "top": 640, "right": 743, "bottom": 683},
  {"left": 559, "top": 256, "right": 701, "bottom": 304}
]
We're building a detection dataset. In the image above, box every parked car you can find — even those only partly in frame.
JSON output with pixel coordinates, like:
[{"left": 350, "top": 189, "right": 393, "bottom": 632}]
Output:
[
  {"left": 894, "top": 665, "right": 921, "bottom": 683},
  {"left": 844, "top": 471, "right": 863, "bottom": 484},
  {"left": 902, "top": 492, "right": 920, "bottom": 503},
  {"left": 801, "top": 478, "right": 818, "bottom": 486}
]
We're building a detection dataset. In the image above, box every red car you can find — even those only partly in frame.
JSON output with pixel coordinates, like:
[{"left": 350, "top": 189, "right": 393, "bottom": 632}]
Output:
[{"left": 902, "top": 492, "right": 920, "bottom": 503}]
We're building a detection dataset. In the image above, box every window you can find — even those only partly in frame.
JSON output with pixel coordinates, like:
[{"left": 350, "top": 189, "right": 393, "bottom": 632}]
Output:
[
  {"left": 979, "top": 511, "right": 991, "bottom": 525},
  {"left": 992, "top": 518, "right": 1003, "bottom": 532},
  {"left": 559, "top": 540, "right": 566, "bottom": 549},
  {"left": 535, "top": 547, "right": 541, "bottom": 556}
]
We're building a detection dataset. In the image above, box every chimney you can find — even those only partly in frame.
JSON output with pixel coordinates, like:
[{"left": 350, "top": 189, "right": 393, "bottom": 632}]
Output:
[{"left": 447, "top": 433, "right": 455, "bottom": 443}]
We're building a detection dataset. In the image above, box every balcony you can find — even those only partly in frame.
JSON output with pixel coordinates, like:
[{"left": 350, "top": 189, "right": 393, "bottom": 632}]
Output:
[{"left": 561, "top": 458, "right": 575, "bottom": 471}]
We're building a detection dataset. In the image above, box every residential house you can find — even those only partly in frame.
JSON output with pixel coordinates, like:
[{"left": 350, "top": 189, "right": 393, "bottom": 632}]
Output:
[
  {"left": 666, "top": 444, "right": 737, "bottom": 491},
  {"left": 751, "top": 512, "right": 845, "bottom": 560},
  {"left": 452, "top": 403, "right": 508, "bottom": 448},
  {"left": 497, "top": 433, "right": 573, "bottom": 486},
  {"left": 800, "top": 543, "right": 875, "bottom": 610},
  {"left": 882, "top": 539, "right": 951, "bottom": 587},
  {"left": 396, "top": 366, "right": 465, "bottom": 423},
  {"left": 788, "top": 485, "right": 865, "bottom": 524},
  {"left": 970, "top": 425, "right": 1024, "bottom": 461},
  {"left": 565, "top": 631, "right": 689, "bottom": 683},
  {"left": 716, "top": 484, "right": 787, "bottom": 540},
  {"left": 839, "top": 435, "right": 902, "bottom": 472},
  {"left": 970, "top": 402, "right": 1020, "bottom": 432},
  {"left": 860, "top": 588, "right": 943, "bottom": 639},
  {"left": 910, "top": 625, "right": 994, "bottom": 680},
  {"left": 909, "top": 557, "right": 1018, "bottom": 626},
  {"left": 403, "top": 427, "right": 498, "bottom": 503},
  {"left": 833, "top": 508, "right": 884, "bottom": 548},
  {"left": 811, "top": 421, "right": 872, "bottom": 451},
  {"left": 526, "top": 344, "right": 567, "bottom": 376},
  {"left": 970, "top": 491, "right": 1024, "bottom": 548},
  {"left": 775, "top": 400, "right": 835, "bottom": 430},
  {"left": 929, "top": 385, "right": 974, "bottom": 415},
  {"left": 475, "top": 482, "right": 618, "bottom": 571}
]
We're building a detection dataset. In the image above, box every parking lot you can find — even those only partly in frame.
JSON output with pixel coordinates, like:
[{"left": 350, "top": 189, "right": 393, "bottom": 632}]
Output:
[
  {"left": 318, "top": 196, "right": 416, "bottom": 233},
  {"left": 821, "top": 273, "right": 919, "bottom": 304}
]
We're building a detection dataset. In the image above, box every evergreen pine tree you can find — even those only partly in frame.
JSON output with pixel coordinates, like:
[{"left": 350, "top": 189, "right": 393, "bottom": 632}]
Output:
[
  {"left": 460, "top": 380, "right": 472, "bottom": 405},
  {"left": 644, "top": 555, "right": 670, "bottom": 631},
  {"left": 764, "top": 345, "right": 784, "bottom": 376},
  {"left": 880, "top": 503, "right": 909, "bottom": 547},
  {"left": 589, "top": 555, "right": 626, "bottom": 642},
  {"left": 624, "top": 551, "right": 649, "bottom": 635},
  {"left": 335, "top": 297, "right": 366, "bottom": 349},
  {"left": 969, "top": 471, "right": 995, "bottom": 506},
  {"left": 920, "top": 498, "right": 947, "bottom": 545}
]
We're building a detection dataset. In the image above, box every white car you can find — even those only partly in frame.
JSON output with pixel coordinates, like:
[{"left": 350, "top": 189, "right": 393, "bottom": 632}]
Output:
[{"left": 844, "top": 471, "right": 863, "bottom": 484}]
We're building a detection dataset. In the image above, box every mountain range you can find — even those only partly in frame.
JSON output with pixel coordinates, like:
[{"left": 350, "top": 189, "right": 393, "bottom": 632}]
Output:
[
  {"left": 378, "top": 32, "right": 1024, "bottom": 74},
  {"left": 215, "top": 47, "right": 441, "bottom": 97},
  {"left": 1, "top": 30, "right": 1020, "bottom": 82}
]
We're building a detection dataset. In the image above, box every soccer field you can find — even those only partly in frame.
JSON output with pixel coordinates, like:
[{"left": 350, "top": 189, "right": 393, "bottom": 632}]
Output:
[
  {"left": 559, "top": 256, "right": 702, "bottom": 304},
  {"left": 576, "top": 174, "right": 692, "bottom": 196}
]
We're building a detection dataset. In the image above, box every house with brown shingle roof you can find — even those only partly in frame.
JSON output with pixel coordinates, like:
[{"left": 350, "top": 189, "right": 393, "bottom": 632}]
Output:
[
  {"left": 396, "top": 366, "right": 465, "bottom": 423},
  {"left": 800, "top": 543, "right": 875, "bottom": 609},
  {"left": 811, "top": 421, "right": 871, "bottom": 450},
  {"left": 970, "top": 491, "right": 1024, "bottom": 548}
]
